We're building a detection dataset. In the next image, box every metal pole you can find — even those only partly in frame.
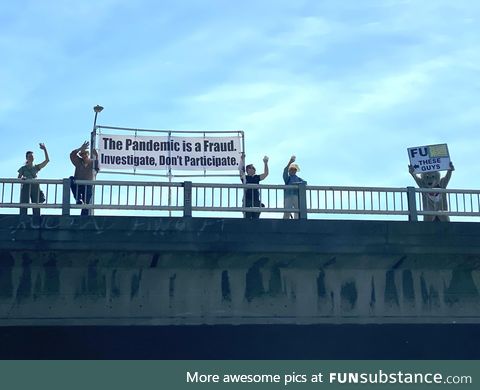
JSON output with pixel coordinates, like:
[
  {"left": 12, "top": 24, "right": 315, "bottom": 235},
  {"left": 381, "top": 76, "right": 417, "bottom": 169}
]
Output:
[
  {"left": 298, "top": 182, "right": 308, "bottom": 219},
  {"left": 62, "top": 178, "right": 71, "bottom": 216},
  {"left": 90, "top": 105, "right": 103, "bottom": 216},
  {"left": 406, "top": 186, "right": 418, "bottom": 221},
  {"left": 90, "top": 111, "right": 98, "bottom": 165},
  {"left": 183, "top": 181, "right": 192, "bottom": 217},
  {"left": 168, "top": 131, "right": 172, "bottom": 217},
  {"left": 91, "top": 105, "right": 103, "bottom": 173}
]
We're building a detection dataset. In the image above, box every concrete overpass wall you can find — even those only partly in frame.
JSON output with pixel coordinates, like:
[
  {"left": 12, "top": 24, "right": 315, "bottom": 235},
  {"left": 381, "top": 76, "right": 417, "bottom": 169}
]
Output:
[{"left": 1, "top": 215, "right": 480, "bottom": 326}]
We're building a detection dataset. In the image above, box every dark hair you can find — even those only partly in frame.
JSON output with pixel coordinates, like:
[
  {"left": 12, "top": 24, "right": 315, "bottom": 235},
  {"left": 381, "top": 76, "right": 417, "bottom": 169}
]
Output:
[
  {"left": 25, "top": 151, "right": 33, "bottom": 160},
  {"left": 246, "top": 164, "right": 255, "bottom": 170}
]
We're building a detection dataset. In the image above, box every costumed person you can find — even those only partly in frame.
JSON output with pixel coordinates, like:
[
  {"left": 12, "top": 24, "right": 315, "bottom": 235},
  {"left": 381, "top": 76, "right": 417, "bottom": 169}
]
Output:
[
  {"left": 408, "top": 162, "right": 455, "bottom": 221},
  {"left": 283, "top": 155, "right": 306, "bottom": 219},
  {"left": 239, "top": 153, "right": 269, "bottom": 219},
  {"left": 70, "top": 141, "right": 98, "bottom": 216},
  {"left": 17, "top": 143, "right": 50, "bottom": 216}
]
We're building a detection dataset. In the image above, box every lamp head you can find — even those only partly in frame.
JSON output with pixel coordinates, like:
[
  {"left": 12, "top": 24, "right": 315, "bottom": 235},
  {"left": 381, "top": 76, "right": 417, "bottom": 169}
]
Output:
[{"left": 93, "top": 105, "right": 104, "bottom": 113}]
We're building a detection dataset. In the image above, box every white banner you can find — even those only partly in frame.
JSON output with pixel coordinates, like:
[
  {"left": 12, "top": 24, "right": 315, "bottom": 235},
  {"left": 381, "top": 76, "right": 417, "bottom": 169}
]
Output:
[
  {"left": 98, "top": 134, "right": 242, "bottom": 171},
  {"left": 407, "top": 143, "right": 451, "bottom": 174}
]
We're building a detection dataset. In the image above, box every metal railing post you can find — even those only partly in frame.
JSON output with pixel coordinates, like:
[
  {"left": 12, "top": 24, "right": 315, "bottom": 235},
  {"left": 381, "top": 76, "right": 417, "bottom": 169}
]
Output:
[
  {"left": 183, "top": 181, "right": 192, "bottom": 217},
  {"left": 62, "top": 178, "right": 71, "bottom": 216},
  {"left": 406, "top": 186, "right": 418, "bottom": 221},
  {"left": 298, "top": 182, "right": 308, "bottom": 219}
]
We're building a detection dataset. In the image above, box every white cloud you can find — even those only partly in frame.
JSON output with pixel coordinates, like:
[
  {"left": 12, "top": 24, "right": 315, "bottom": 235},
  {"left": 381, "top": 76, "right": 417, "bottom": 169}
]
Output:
[{"left": 347, "top": 57, "right": 452, "bottom": 114}]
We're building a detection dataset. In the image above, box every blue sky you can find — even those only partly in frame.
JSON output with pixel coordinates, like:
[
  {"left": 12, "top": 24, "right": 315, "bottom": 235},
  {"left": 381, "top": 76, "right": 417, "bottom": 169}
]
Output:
[{"left": 1, "top": 0, "right": 479, "bottom": 189}]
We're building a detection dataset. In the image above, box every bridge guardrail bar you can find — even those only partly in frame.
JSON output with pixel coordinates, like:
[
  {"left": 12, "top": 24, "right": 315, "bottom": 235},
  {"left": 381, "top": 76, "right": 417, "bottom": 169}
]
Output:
[{"left": 1, "top": 178, "right": 480, "bottom": 221}]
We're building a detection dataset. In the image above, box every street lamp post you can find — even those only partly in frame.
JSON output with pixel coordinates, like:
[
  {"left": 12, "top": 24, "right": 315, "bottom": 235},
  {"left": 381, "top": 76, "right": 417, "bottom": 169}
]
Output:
[
  {"left": 90, "top": 105, "right": 103, "bottom": 216},
  {"left": 93, "top": 105, "right": 104, "bottom": 123},
  {"left": 91, "top": 105, "right": 104, "bottom": 162},
  {"left": 91, "top": 105, "right": 104, "bottom": 146}
]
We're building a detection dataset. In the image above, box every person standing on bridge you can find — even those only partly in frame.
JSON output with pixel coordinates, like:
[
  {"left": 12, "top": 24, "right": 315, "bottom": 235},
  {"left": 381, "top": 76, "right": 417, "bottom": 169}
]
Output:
[
  {"left": 408, "top": 162, "right": 455, "bottom": 222},
  {"left": 239, "top": 153, "right": 269, "bottom": 219},
  {"left": 70, "top": 141, "right": 98, "bottom": 216},
  {"left": 18, "top": 143, "right": 50, "bottom": 216},
  {"left": 283, "top": 155, "right": 306, "bottom": 219}
]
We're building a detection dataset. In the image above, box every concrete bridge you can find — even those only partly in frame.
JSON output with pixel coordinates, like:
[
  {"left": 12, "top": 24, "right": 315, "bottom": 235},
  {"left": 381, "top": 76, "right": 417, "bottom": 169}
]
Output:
[{"left": 1, "top": 214, "right": 480, "bottom": 358}]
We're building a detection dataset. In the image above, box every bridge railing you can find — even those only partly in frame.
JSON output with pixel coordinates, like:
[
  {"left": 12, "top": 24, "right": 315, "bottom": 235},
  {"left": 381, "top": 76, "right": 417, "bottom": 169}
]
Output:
[
  {"left": 1, "top": 178, "right": 480, "bottom": 221},
  {"left": 415, "top": 187, "right": 480, "bottom": 217}
]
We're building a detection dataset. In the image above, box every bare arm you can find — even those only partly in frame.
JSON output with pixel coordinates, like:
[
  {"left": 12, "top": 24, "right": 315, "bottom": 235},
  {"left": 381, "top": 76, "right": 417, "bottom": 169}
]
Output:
[
  {"left": 259, "top": 156, "right": 269, "bottom": 180},
  {"left": 36, "top": 143, "right": 50, "bottom": 170}
]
